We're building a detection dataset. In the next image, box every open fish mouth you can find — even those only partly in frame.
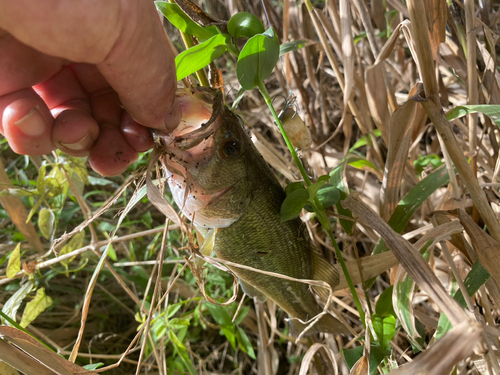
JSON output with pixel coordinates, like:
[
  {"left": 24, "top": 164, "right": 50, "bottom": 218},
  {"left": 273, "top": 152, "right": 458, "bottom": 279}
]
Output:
[
  {"left": 153, "top": 88, "right": 239, "bottom": 228},
  {"left": 154, "top": 89, "right": 224, "bottom": 166}
]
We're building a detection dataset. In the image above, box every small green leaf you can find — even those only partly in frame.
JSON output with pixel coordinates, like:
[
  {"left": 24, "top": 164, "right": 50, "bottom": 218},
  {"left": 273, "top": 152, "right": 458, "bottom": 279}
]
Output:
[
  {"left": 279, "top": 40, "right": 308, "bottom": 56},
  {"left": 38, "top": 208, "right": 55, "bottom": 240},
  {"left": 413, "top": 154, "right": 444, "bottom": 174},
  {"left": 236, "top": 327, "right": 256, "bottom": 359},
  {"left": 375, "top": 285, "right": 396, "bottom": 317},
  {"left": 349, "top": 130, "right": 381, "bottom": 152},
  {"left": 348, "top": 158, "right": 378, "bottom": 171},
  {"left": 20, "top": 288, "right": 53, "bottom": 328},
  {"left": 175, "top": 34, "right": 230, "bottom": 81},
  {"left": 280, "top": 189, "right": 309, "bottom": 222},
  {"left": 168, "top": 330, "right": 198, "bottom": 375},
  {"left": 7, "top": 243, "right": 21, "bottom": 278},
  {"left": 228, "top": 12, "right": 265, "bottom": 39},
  {"left": 221, "top": 324, "right": 237, "bottom": 349},
  {"left": 330, "top": 163, "right": 355, "bottom": 235},
  {"left": 59, "top": 231, "right": 85, "bottom": 272},
  {"left": 436, "top": 260, "right": 490, "bottom": 339},
  {"left": 447, "top": 104, "right": 500, "bottom": 127},
  {"left": 156, "top": 2, "right": 219, "bottom": 42},
  {"left": 83, "top": 363, "right": 104, "bottom": 370},
  {"left": 285, "top": 182, "right": 305, "bottom": 196},
  {"left": 372, "top": 313, "right": 396, "bottom": 352},
  {"left": 343, "top": 345, "right": 388, "bottom": 375},
  {"left": 205, "top": 303, "right": 232, "bottom": 326},
  {"left": 306, "top": 180, "right": 326, "bottom": 201},
  {"left": 2, "top": 281, "right": 34, "bottom": 324},
  {"left": 237, "top": 27, "right": 280, "bottom": 90},
  {"left": 316, "top": 184, "right": 340, "bottom": 208}
]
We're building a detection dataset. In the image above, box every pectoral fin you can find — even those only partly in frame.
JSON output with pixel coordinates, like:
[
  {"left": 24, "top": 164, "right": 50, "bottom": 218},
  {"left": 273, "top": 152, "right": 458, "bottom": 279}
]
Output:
[{"left": 239, "top": 279, "right": 267, "bottom": 303}]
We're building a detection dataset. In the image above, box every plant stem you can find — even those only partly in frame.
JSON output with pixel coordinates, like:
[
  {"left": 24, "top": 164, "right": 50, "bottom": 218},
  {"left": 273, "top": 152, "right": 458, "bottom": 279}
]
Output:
[{"left": 258, "top": 82, "right": 366, "bottom": 327}]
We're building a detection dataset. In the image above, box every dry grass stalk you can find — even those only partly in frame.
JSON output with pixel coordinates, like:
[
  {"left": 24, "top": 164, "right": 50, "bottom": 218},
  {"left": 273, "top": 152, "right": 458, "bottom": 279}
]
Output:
[
  {"left": 388, "top": 321, "right": 482, "bottom": 375},
  {"left": 342, "top": 194, "right": 470, "bottom": 326}
]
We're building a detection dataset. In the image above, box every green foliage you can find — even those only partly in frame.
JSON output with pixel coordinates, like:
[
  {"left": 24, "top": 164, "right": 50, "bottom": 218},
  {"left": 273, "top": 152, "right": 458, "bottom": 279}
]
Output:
[
  {"left": 156, "top": 2, "right": 219, "bottom": 42},
  {"left": 175, "top": 34, "right": 231, "bottom": 81},
  {"left": 6, "top": 243, "right": 21, "bottom": 278},
  {"left": 228, "top": 12, "right": 265, "bottom": 39},
  {"left": 447, "top": 104, "right": 500, "bottom": 127},
  {"left": 237, "top": 28, "right": 280, "bottom": 90},
  {"left": 413, "top": 154, "right": 444, "bottom": 174},
  {"left": 280, "top": 188, "right": 309, "bottom": 222},
  {"left": 20, "top": 287, "right": 53, "bottom": 328}
]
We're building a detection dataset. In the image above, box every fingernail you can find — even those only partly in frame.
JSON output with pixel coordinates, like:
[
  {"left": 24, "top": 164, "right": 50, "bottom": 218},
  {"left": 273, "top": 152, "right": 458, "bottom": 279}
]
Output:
[
  {"left": 60, "top": 132, "right": 93, "bottom": 151},
  {"left": 164, "top": 98, "right": 182, "bottom": 132},
  {"left": 14, "top": 107, "right": 46, "bottom": 136}
]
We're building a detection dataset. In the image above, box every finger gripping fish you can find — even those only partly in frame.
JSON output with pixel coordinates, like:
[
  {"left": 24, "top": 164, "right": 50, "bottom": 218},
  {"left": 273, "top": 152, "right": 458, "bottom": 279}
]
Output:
[{"left": 156, "top": 88, "right": 348, "bottom": 336}]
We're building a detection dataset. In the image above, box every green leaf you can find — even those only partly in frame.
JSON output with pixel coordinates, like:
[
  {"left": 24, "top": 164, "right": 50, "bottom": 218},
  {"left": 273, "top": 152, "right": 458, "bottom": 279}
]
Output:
[
  {"left": 372, "top": 313, "right": 396, "bottom": 352},
  {"left": 447, "top": 104, "right": 500, "bottom": 127},
  {"left": 236, "top": 327, "right": 256, "bottom": 359},
  {"left": 307, "top": 180, "right": 327, "bottom": 201},
  {"left": 316, "top": 184, "right": 340, "bottom": 208},
  {"left": 38, "top": 208, "right": 55, "bottom": 240},
  {"left": 7, "top": 243, "right": 21, "bottom": 278},
  {"left": 279, "top": 40, "right": 308, "bottom": 56},
  {"left": 20, "top": 288, "right": 53, "bottom": 328},
  {"left": 330, "top": 163, "right": 355, "bottom": 235},
  {"left": 375, "top": 285, "right": 396, "bottom": 317},
  {"left": 175, "top": 33, "right": 230, "bottom": 81},
  {"left": 168, "top": 330, "right": 198, "bottom": 375},
  {"left": 107, "top": 244, "right": 117, "bottom": 262},
  {"left": 387, "top": 166, "right": 451, "bottom": 233},
  {"left": 348, "top": 158, "right": 378, "bottom": 171},
  {"left": 349, "top": 130, "right": 381, "bottom": 152},
  {"left": 83, "top": 363, "right": 104, "bottom": 370},
  {"left": 280, "top": 189, "right": 309, "bottom": 222},
  {"left": 413, "top": 154, "right": 444, "bottom": 174},
  {"left": 233, "top": 305, "right": 250, "bottom": 326},
  {"left": 59, "top": 231, "right": 85, "bottom": 272},
  {"left": 285, "top": 181, "right": 305, "bottom": 196},
  {"left": 237, "top": 27, "right": 280, "bottom": 90},
  {"left": 228, "top": 12, "right": 265, "bottom": 39},
  {"left": 156, "top": 2, "right": 219, "bottom": 42},
  {"left": 2, "top": 281, "right": 34, "bottom": 324},
  {"left": 205, "top": 303, "right": 232, "bottom": 326},
  {"left": 343, "top": 346, "right": 363, "bottom": 370},
  {"left": 436, "top": 260, "right": 490, "bottom": 340},
  {"left": 343, "top": 344, "right": 388, "bottom": 375},
  {"left": 221, "top": 324, "right": 237, "bottom": 349}
]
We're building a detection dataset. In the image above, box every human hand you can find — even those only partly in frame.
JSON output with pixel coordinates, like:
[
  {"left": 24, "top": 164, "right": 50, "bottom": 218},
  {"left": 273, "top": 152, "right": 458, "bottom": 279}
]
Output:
[{"left": 0, "top": 0, "right": 181, "bottom": 176}]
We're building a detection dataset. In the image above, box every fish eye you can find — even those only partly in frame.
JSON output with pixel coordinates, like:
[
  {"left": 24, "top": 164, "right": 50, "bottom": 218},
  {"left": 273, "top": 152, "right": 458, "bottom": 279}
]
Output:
[{"left": 220, "top": 139, "right": 240, "bottom": 159}]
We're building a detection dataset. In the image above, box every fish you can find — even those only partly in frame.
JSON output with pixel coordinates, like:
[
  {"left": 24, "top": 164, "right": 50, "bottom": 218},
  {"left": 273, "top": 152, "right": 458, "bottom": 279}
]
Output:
[{"left": 155, "top": 87, "right": 348, "bottom": 336}]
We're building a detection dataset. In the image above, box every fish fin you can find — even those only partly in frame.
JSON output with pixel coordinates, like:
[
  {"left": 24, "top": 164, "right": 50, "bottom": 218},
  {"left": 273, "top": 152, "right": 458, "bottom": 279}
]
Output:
[
  {"left": 311, "top": 250, "right": 340, "bottom": 303},
  {"left": 239, "top": 279, "right": 267, "bottom": 303},
  {"left": 196, "top": 228, "right": 217, "bottom": 266},
  {"left": 289, "top": 312, "right": 349, "bottom": 336}
]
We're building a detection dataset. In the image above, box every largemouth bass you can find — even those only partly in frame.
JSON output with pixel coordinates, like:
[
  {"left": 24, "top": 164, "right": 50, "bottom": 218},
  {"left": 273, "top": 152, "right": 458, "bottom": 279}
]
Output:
[{"left": 156, "top": 88, "right": 348, "bottom": 335}]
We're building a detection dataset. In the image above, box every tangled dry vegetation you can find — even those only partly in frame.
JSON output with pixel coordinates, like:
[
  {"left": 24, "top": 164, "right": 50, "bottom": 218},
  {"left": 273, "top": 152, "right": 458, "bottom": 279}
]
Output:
[{"left": 1, "top": 0, "right": 500, "bottom": 374}]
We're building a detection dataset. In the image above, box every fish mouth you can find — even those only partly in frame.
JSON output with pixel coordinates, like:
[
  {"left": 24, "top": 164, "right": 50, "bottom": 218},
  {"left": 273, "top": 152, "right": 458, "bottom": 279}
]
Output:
[{"left": 154, "top": 89, "right": 225, "bottom": 167}]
